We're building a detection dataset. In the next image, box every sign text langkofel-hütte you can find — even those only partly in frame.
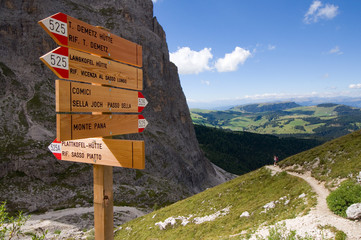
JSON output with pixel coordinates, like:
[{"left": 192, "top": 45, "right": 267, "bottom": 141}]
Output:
[{"left": 40, "top": 47, "right": 143, "bottom": 90}]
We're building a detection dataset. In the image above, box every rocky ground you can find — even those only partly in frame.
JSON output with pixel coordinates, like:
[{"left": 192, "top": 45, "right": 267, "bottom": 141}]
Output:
[
  {"left": 17, "top": 206, "right": 148, "bottom": 239},
  {"left": 251, "top": 166, "right": 361, "bottom": 239}
]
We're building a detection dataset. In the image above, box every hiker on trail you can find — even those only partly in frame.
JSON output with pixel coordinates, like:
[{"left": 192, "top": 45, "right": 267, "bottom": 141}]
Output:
[{"left": 273, "top": 155, "right": 278, "bottom": 166}]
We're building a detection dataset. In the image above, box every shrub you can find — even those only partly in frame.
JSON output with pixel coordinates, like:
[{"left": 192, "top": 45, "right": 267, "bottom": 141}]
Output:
[
  {"left": 0, "top": 202, "right": 47, "bottom": 240},
  {"left": 327, "top": 180, "right": 361, "bottom": 217},
  {"left": 335, "top": 231, "right": 347, "bottom": 240}
]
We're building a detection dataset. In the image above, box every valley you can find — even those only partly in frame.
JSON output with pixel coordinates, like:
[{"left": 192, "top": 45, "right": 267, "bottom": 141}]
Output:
[{"left": 191, "top": 102, "right": 361, "bottom": 140}]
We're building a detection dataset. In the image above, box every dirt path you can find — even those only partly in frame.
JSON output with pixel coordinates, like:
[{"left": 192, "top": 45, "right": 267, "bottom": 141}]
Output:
[{"left": 266, "top": 165, "right": 361, "bottom": 239}]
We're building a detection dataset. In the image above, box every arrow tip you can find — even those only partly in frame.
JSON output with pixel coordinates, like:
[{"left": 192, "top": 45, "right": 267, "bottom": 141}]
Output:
[
  {"left": 138, "top": 116, "right": 148, "bottom": 132},
  {"left": 138, "top": 92, "right": 148, "bottom": 112},
  {"left": 48, "top": 139, "right": 62, "bottom": 160}
]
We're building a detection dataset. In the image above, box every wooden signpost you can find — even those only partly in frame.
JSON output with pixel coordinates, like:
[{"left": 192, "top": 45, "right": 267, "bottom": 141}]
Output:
[
  {"left": 38, "top": 12, "right": 142, "bottom": 67},
  {"left": 48, "top": 138, "right": 144, "bottom": 169},
  {"left": 57, "top": 114, "right": 148, "bottom": 141},
  {"left": 56, "top": 80, "right": 148, "bottom": 113},
  {"left": 40, "top": 12, "right": 148, "bottom": 240},
  {"left": 41, "top": 47, "right": 143, "bottom": 90}
]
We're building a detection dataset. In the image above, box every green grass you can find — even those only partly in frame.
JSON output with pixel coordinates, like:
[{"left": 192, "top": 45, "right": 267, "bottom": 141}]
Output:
[
  {"left": 115, "top": 167, "right": 316, "bottom": 239},
  {"left": 279, "top": 129, "right": 361, "bottom": 187}
]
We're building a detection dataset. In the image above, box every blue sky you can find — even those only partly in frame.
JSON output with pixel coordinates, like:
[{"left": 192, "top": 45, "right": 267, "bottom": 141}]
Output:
[{"left": 152, "top": 1, "right": 361, "bottom": 108}]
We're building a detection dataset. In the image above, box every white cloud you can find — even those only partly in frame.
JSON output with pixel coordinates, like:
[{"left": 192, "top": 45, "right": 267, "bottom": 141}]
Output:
[
  {"left": 152, "top": 0, "right": 157, "bottom": 3},
  {"left": 323, "top": 73, "right": 329, "bottom": 78},
  {"left": 170, "top": 47, "right": 213, "bottom": 74},
  {"left": 318, "top": 4, "right": 339, "bottom": 19},
  {"left": 201, "top": 80, "right": 210, "bottom": 86},
  {"left": 349, "top": 84, "right": 361, "bottom": 89},
  {"left": 328, "top": 46, "right": 343, "bottom": 55},
  {"left": 215, "top": 47, "right": 251, "bottom": 72},
  {"left": 304, "top": 1, "right": 339, "bottom": 24},
  {"left": 268, "top": 45, "right": 276, "bottom": 51}
]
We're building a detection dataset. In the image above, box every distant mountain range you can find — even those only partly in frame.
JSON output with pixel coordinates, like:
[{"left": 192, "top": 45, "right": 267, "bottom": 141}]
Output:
[
  {"left": 188, "top": 96, "right": 361, "bottom": 110},
  {"left": 191, "top": 101, "right": 361, "bottom": 140}
]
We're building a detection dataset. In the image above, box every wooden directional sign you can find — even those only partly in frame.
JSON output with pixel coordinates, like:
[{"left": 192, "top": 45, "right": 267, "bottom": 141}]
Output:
[
  {"left": 48, "top": 138, "right": 144, "bottom": 169},
  {"left": 57, "top": 114, "right": 148, "bottom": 141},
  {"left": 38, "top": 13, "right": 142, "bottom": 67},
  {"left": 56, "top": 80, "right": 148, "bottom": 113},
  {"left": 40, "top": 47, "right": 143, "bottom": 90}
]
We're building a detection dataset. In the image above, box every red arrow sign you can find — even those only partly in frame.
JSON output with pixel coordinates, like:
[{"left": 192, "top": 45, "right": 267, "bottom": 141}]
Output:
[
  {"left": 39, "top": 12, "right": 142, "bottom": 67},
  {"left": 48, "top": 138, "right": 145, "bottom": 169}
]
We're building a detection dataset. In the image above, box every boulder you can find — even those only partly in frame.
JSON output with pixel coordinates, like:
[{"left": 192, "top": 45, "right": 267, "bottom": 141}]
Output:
[{"left": 346, "top": 203, "right": 361, "bottom": 220}]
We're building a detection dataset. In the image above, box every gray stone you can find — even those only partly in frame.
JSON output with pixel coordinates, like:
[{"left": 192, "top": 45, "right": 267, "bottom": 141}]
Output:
[
  {"left": 240, "top": 211, "right": 250, "bottom": 218},
  {"left": 346, "top": 203, "right": 361, "bottom": 220}
]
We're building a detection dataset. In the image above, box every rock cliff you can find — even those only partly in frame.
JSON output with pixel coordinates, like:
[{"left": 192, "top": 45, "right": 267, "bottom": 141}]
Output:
[{"left": 0, "top": 0, "right": 231, "bottom": 212}]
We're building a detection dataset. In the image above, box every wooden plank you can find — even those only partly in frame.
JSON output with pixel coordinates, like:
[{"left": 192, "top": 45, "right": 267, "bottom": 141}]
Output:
[
  {"left": 38, "top": 12, "right": 142, "bottom": 67},
  {"left": 55, "top": 80, "right": 148, "bottom": 113},
  {"left": 56, "top": 114, "right": 148, "bottom": 141},
  {"left": 94, "top": 165, "right": 114, "bottom": 240},
  {"left": 40, "top": 47, "right": 143, "bottom": 90},
  {"left": 132, "top": 141, "right": 145, "bottom": 169},
  {"left": 48, "top": 138, "right": 145, "bottom": 169}
]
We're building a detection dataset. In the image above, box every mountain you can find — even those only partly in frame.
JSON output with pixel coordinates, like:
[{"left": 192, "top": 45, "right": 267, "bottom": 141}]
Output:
[
  {"left": 113, "top": 129, "right": 361, "bottom": 239},
  {"left": 191, "top": 102, "right": 361, "bottom": 140},
  {"left": 0, "top": 0, "right": 230, "bottom": 213},
  {"left": 194, "top": 124, "right": 322, "bottom": 175},
  {"left": 230, "top": 101, "right": 301, "bottom": 113},
  {"left": 187, "top": 96, "right": 361, "bottom": 110}
]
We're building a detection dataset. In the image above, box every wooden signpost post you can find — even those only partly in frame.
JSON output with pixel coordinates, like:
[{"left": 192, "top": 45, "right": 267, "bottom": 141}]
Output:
[{"left": 40, "top": 12, "right": 147, "bottom": 240}]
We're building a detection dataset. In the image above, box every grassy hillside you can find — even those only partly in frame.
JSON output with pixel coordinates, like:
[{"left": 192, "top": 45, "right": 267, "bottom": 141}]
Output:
[
  {"left": 115, "top": 167, "right": 316, "bottom": 239},
  {"left": 194, "top": 124, "right": 322, "bottom": 175},
  {"left": 191, "top": 102, "right": 361, "bottom": 140},
  {"left": 279, "top": 129, "right": 361, "bottom": 189}
]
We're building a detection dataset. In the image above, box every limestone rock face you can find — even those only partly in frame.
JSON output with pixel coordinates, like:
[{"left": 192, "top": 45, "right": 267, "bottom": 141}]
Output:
[{"left": 0, "top": 0, "right": 231, "bottom": 212}]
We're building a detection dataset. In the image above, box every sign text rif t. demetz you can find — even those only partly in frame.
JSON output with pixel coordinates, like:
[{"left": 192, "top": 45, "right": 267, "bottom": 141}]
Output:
[{"left": 39, "top": 12, "right": 142, "bottom": 67}]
